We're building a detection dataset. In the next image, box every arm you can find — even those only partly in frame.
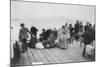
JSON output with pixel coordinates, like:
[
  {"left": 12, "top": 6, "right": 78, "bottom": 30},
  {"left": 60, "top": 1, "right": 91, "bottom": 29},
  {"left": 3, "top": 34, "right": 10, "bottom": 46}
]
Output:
[{"left": 26, "top": 28, "right": 35, "bottom": 37}]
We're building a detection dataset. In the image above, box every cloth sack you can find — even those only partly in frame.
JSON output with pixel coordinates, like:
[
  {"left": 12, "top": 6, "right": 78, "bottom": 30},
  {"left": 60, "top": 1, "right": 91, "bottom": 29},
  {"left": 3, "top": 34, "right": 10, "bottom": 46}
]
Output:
[
  {"left": 35, "top": 42, "right": 44, "bottom": 49},
  {"left": 86, "top": 44, "right": 95, "bottom": 55},
  {"left": 55, "top": 39, "right": 59, "bottom": 44}
]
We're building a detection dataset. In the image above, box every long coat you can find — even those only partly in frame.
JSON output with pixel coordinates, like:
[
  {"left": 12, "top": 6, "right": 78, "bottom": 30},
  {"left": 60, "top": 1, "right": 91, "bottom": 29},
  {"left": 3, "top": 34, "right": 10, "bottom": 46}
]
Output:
[{"left": 48, "top": 32, "right": 56, "bottom": 47}]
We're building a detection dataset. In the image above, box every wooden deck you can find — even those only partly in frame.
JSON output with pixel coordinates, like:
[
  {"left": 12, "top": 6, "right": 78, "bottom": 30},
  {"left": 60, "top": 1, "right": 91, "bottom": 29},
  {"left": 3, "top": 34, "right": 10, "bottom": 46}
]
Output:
[{"left": 16, "top": 41, "right": 90, "bottom": 66}]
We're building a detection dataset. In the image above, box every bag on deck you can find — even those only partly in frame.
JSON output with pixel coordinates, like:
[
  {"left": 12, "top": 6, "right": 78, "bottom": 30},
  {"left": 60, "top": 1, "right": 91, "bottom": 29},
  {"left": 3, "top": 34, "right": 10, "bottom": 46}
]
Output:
[
  {"left": 35, "top": 42, "right": 44, "bottom": 49},
  {"left": 86, "top": 44, "right": 95, "bottom": 56}
]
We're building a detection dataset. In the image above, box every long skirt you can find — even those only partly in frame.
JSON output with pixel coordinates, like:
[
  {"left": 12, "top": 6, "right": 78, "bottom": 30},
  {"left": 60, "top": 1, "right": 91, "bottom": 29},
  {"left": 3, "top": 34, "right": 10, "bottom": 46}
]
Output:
[
  {"left": 29, "top": 36, "right": 37, "bottom": 48},
  {"left": 59, "top": 35, "right": 68, "bottom": 49}
]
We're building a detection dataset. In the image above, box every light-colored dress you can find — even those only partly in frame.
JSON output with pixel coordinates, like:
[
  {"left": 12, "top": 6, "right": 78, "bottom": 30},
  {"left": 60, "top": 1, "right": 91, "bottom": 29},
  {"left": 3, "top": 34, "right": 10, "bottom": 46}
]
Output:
[{"left": 57, "top": 29, "right": 68, "bottom": 49}]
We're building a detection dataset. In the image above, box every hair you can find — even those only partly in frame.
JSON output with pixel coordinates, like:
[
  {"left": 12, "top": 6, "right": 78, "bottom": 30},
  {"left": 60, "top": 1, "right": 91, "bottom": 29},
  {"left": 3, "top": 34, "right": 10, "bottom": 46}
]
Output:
[
  {"left": 20, "top": 23, "right": 24, "bottom": 27},
  {"left": 62, "top": 26, "right": 65, "bottom": 28},
  {"left": 69, "top": 24, "right": 72, "bottom": 27},
  {"left": 42, "top": 29, "right": 45, "bottom": 31}
]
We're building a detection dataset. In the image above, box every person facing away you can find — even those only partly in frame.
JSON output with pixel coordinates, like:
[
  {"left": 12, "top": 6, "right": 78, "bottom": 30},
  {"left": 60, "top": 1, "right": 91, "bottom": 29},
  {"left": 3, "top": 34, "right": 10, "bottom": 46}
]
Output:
[
  {"left": 30, "top": 26, "right": 38, "bottom": 38},
  {"left": 79, "top": 22, "right": 83, "bottom": 33},
  {"left": 75, "top": 20, "right": 80, "bottom": 33},
  {"left": 74, "top": 20, "right": 80, "bottom": 40},
  {"left": 84, "top": 22, "right": 90, "bottom": 32},
  {"left": 19, "top": 23, "right": 31, "bottom": 52},
  {"left": 81, "top": 26, "right": 94, "bottom": 57},
  {"left": 39, "top": 29, "right": 47, "bottom": 42}
]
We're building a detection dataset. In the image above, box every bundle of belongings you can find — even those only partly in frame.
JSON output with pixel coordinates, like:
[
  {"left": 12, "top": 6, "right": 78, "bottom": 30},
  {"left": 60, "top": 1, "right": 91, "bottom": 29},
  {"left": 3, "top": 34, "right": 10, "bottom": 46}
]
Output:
[
  {"left": 35, "top": 42, "right": 44, "bottom": 49},
  {"left": 85, "top": 41, "right": 95, "bottom": 60}
]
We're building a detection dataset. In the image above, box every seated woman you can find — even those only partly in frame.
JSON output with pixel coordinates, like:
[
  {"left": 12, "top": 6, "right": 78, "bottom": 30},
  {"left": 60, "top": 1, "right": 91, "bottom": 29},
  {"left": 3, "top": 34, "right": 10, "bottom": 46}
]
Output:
[
  {"left": 39, "top": 29, "right": 46, "bottom": 42},
  {"left": 48, "top": 30, "right": 56, "bottom": 48}
]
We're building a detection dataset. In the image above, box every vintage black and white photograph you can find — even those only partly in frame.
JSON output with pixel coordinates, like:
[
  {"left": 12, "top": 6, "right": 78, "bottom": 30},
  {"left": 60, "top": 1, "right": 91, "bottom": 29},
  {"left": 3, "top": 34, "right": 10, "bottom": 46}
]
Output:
[{"left": 10, "top": 0, "right": 95, "bottom": 67}]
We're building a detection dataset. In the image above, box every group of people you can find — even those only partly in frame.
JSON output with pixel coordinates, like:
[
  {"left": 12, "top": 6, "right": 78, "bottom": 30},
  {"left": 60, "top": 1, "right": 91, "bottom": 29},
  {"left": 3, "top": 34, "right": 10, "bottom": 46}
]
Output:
[
  {"left": 18, "top": 20, "right": 95, "bottom": 59},
  {"left": 11, "top": 20, "right": 95, "bottom": 66}
]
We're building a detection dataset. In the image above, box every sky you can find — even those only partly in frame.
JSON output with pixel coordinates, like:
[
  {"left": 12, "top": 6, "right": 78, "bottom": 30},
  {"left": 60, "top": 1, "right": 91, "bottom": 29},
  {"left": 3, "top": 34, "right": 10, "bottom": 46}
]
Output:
[
  {"left": 11, "top": 1, "right": 95, "bottom": 40},
  {"left": 11, "top": 1, "right": 95, "bottom": 22}
]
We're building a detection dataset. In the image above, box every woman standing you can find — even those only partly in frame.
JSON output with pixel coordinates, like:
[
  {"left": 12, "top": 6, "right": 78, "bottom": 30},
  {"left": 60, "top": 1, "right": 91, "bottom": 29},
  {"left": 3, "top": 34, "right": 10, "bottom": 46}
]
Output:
[{"left": 57, "top": 26, "right": 69, "bottom": 49}]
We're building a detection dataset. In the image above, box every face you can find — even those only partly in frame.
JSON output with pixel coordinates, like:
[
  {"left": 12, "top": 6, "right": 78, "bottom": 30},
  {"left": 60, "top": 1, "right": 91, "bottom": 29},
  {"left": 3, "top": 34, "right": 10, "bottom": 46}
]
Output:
[{"left": 21, "top": 26, "right": 24, "bottom": 28}]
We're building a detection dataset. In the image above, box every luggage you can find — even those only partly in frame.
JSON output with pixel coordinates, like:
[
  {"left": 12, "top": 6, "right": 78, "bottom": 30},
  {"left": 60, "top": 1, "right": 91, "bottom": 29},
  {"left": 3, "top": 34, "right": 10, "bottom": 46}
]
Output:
[
  {"left": 35, "top": 42, "right": 44, "bottom": 49},
  {"left": 86, "top": 44, "right": 95, "bottom": 56}
]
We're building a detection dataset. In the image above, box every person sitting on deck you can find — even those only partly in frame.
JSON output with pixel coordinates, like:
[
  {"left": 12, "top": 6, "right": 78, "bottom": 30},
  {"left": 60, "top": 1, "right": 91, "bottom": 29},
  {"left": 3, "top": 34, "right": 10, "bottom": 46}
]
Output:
[
  {"left": 48, "top": 29, "right": 56, "bottom": 48},
  {"left": 53, "top": 28, "right": 58, "bottom": 40},
  {"left": 39, "top": 29, "right": 47, "bottom": 42},
  {"left": 19, "top": 23, "right": 32, "bottom": 52}
]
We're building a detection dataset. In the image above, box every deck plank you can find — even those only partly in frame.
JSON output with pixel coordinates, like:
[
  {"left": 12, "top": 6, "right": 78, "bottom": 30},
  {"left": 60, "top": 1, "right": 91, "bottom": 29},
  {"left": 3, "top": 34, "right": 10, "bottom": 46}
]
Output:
[
  {"left": 17, "top": 41, "right": 90, "bottom": 66},
  {"left": 54, "top": 48, "right": 74, "bottom": 63},
  {"left": 22, "top": 53, "right": 30, "bottom": 65},
  {"left": 48, "top": 48, "right": 67, "bottom": 63},
  {"left": 30, "top": 49, "right": 49, "bottom": 64},
  {"left": 46, "top": 49, "right": 62, "bottom": 63},
  {"left": 25, "top": 48, "right": 36, "bottom": 65},
  {"left": 40, "top": 49, "right": 56, "bottom": 64},
  {"left": 49, "top": 48, "right": 73, "bottom": 63}
]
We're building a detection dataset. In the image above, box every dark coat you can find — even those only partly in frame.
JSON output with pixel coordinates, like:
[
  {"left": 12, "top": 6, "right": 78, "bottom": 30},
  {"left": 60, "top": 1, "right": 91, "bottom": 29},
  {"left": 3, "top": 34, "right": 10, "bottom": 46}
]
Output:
[
  {"left": 75, "top": 23, "right": 80, "bottom": 33},
  {"left": 82, "top": 29, "right": 94, "bottom": 44},
  {"left": 84, "top": 25, "right": 90, "bottom": 32},
  {"left": 30, "top": 26, "right": 38, "bottom": 36}
]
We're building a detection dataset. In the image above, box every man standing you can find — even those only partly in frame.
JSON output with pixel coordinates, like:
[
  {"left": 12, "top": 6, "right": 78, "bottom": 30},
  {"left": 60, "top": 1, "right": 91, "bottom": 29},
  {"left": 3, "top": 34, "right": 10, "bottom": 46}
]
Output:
[
  {"left": 81, "top": 27, "right": 94, "bottom": 57},
  {"left": 74, "top": 20, "right": 80, "bottom": 41},
  {"left": 19, "top": 23, "right": 31, "bottom": 52}
]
